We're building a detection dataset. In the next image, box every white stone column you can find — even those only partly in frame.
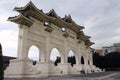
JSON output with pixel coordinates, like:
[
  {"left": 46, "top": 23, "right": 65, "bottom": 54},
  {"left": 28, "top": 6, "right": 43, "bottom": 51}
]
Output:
[
  {"left": 75, "top": 55, "right": 80, "bottom": 65},
  {"left": 89, "top": 53, "right": 93, "bottom": 65},
  {"left": 75, "top": 44, "right": 82, "bottom": 65},
  {"left": 45, "top": 35, "right": 50, "bottom": 62},
  {"left": 17, "top": 25, "right": 28, "bottom": 59},
  {"left": 84, "top": 54, "right": 88, "bottom": 65},
  {"left": 40, "top": 47, "right": 46, "bottom": 62},
  {"left": 64, "top": 39, "right": 68, "bottom": 64}
]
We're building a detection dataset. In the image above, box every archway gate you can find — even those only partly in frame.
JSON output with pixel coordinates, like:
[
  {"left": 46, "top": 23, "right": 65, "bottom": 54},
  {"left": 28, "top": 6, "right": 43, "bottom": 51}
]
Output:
[{"left": 4, "top": 1, "right": 101, "bottom": 78}]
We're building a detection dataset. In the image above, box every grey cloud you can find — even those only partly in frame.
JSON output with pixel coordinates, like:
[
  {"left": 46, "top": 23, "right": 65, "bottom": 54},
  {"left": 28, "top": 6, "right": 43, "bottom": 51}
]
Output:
[{"left": 0, "top": 0, "right": 120, "bottom": 56}]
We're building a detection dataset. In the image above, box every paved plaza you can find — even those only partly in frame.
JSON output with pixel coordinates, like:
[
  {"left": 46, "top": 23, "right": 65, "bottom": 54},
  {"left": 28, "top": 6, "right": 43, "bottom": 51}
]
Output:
[{"left": 4, "top": 71, "right": 120, "bottom": 80}]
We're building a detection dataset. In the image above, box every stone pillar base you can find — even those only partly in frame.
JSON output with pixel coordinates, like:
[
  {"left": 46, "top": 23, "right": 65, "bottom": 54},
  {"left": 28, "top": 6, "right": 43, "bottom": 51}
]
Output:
[
  {"left": 57, "top": 63, "right": 71, "bottom": 75},
  {"left": 4, "top": 58, "right": 32, "bottom": 78},
  {"left": 74, "top": 64, "right": 93, "bottom": 74},
  {"left": 4, "top": 60, "right": 54, "bottom": 78},
  {"left": 36, "top": 61, "right": 54, "bottom": 74},
  {"left": 74, "top": 64, "right": 83, "bottom": 72},
  {"left": 68, "top": 65, "right": 80, "bottom": 74},
  {"left": 82, "top": 64, "right": 92, "bottom": 73}
]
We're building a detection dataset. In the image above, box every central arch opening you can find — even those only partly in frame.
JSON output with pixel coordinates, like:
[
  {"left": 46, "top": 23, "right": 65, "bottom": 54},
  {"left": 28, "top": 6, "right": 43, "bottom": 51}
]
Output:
[
  {"left": 28, "top": 45, "right": 40, "bottom": 65},
  {"left": 68, "top": 50, "right": 76, "bottom": 67},
  {"left": 50, "top": 48, "right": 61, "bottom": 66}
]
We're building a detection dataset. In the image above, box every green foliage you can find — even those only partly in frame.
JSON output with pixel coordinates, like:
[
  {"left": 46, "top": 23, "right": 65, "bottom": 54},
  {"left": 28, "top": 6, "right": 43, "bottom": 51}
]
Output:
[{"left": 0, "top": 43, "right": 4, "bottom": 80}]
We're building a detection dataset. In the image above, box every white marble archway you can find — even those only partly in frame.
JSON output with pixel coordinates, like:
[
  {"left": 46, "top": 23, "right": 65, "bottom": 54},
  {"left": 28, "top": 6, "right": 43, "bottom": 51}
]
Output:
[{"left": 5, "top": 2, "right": 101, "bottom": 78}]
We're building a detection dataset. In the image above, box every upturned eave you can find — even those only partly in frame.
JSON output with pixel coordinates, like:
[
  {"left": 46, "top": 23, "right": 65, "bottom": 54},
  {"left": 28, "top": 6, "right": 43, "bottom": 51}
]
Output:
[
  {"left": 8, "top": 14, "right": 33, "bottom": 27},
  {"left": 85, "top": 40, "right": 95, "bottom": 46},
  {"left": 14, "top": 1, "right": 36, "bottom": 12}
]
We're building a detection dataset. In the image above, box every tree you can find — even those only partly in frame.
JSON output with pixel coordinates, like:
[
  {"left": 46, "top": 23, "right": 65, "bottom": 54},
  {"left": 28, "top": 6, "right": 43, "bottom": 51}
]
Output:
[
  {"left": 0, "top": 43, "right": 4, "bottom": 80},
  {"left": 93, "top": 51, "right": 120, "bottom": 71}
]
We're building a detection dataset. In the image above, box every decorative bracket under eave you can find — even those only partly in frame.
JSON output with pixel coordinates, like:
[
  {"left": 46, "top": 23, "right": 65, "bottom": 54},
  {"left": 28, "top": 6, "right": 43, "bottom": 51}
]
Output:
[
  {"left": 77, "top": 39, "right": 82, "bottom": 44},
  {"left": 44, "top": 27, "right": 53, "bottom": 33},
  {"left": 63, "top": 32, "right": 69, "bottom": 38}
]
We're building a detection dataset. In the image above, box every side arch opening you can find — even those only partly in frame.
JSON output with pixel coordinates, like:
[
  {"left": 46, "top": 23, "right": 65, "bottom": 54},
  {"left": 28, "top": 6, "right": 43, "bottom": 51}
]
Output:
[
  {"left": 28, "top": 45, "right": 40, "bottom": 65},
  {"left": 50, "top": 48, "right": 61, "bottom": 66},
  {"left": 81, "top": 56, "right": 85, "bottom": 64}
]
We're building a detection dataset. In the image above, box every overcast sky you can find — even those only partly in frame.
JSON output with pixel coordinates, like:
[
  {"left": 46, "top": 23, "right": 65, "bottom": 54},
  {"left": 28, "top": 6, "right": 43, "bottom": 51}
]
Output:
[{"left": 0, "top": 0, "right": 120, "bottom": 57}]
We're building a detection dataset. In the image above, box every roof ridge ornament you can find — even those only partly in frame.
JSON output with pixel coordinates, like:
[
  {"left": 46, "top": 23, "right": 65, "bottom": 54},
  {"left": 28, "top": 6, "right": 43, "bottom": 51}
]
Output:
[
  {"left": 46, "top": 9, "right": 58, "bottom": 18},
  {"left": 68, "top": 15, "right": 71, "bottom": 18},
  {"left": 62, "top": 15, "right": 73, "bottom": 23}
]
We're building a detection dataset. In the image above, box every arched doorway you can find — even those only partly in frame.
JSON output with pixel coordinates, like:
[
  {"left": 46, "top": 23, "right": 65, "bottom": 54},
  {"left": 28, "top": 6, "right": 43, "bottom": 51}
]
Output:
[
  {"left": 28, "top": 45, "right": 40, "bottom": 65},
  {"left": 81, "top": 56, "right": 85, "bottom": 64},
  {"left": 88, "top": 60, "right": 90, "bottom": 65},
  {"left": 68, "top": 50, "right": 76, "bottom": 67},
  {"left": 50, "top": 48, "right": 61, "bottom": 66}
]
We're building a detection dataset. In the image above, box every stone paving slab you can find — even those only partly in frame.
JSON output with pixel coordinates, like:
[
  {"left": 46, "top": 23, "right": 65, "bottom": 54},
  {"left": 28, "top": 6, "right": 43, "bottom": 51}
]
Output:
[
  {"left": 4, "top": 71, "right": 120, "bottom": 80},
  {"left": 99, "top": 73, "right": 120, "bottom": 80}
]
